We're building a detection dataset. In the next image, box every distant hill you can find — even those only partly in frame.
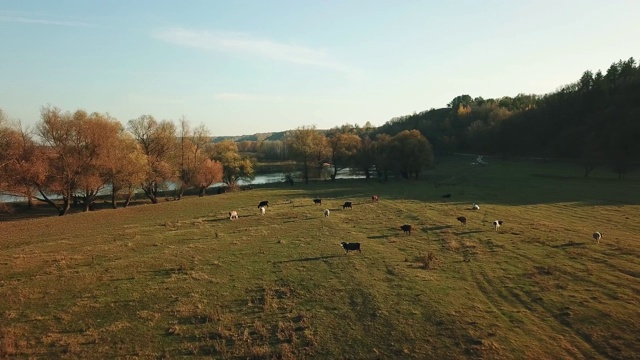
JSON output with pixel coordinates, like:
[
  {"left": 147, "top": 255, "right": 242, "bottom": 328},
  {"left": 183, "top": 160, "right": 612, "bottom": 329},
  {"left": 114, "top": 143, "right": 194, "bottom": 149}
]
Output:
[{"left": 211, "top": 131, "right": 288, "bottom": 143}]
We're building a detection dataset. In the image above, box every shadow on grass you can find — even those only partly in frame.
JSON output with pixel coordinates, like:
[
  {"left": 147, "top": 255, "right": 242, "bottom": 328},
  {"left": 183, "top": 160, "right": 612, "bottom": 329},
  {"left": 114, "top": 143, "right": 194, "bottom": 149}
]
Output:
[
  {"left": 551, "top": 241, "right": 587, "bottom": 248},
  {"left": 367, "top": 234, "right": 391, "bottom": 239},
  {"left": 455, "top": 230, "right": 485, "bottom": 235},
  {"left": 422, "top": 225, "right": 452, "bottom": 232},
  {"left": 272, "top": 255, "right": 343, "bottom": 264}
]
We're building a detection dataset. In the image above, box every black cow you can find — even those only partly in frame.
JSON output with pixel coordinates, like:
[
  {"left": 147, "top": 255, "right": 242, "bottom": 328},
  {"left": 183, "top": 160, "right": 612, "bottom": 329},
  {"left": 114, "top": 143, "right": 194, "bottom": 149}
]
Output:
[
  {"left": 313, "top": 198, "right": 322, "bottom": 205},
  {"left": 401, "top": 224, "right": 412, "bottom": 235},
  {"left": 457, "top": 216, "right": 467, "bottom": 225},
  {"left": 340, "top": 242, "right": 361, "bottom": 254},
  {"left": 258, "top": 200, "right": 269, "bottom": 208},
  {"left": 441, "top": 193, "right": 452, "bottom": 199},
  {"left": 342, "top": 201, "right": 353, "bottom": 209}
]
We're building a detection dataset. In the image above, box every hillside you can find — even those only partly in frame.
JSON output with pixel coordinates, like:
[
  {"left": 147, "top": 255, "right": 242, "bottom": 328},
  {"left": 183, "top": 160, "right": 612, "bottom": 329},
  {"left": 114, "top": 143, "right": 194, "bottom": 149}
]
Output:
[
  {"left": 211, "top": 131, "right": 288, "bottom": 143},
  {"left": 1, "top": 156, "right": 639, "bottom": 358}
]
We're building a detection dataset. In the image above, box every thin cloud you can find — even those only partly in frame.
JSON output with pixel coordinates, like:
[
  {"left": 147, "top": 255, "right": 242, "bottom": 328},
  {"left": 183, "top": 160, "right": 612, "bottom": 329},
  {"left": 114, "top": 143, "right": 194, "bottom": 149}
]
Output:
[
  {"left": 154, "top": 28, "right": 356, "bottom": 74},
  {"left": 213, "top": 93, "right": 287, "bottom": 103},
  {"left": 213, "top": 92, "right": 343, "bottom": 105},
  {"left": 0, "top": 13, "right": 92, "bottom": 27}
]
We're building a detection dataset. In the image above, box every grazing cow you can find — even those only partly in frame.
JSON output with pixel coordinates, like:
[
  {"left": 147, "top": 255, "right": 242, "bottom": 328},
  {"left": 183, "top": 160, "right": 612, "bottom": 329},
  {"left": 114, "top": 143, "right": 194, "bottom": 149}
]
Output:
[
  {"left": 493, "top": 220, "right": 503, "bottom": 232},
  {"left": 593, "top": 231, "right": 603, "bottom": 244},
  {"left": 442, "top": 193, "right": 452, "bottom": 199},
  {"left": 257, "top": 200, "right": 269, "bottom": 208},
  {"left": 401, "top": 224, "right": 412, "bottom": 235},
  {"left": 340, "top": 242, "right": 361, "bottom": 254},
  {"left": 313, "top": 198, "right": 322, "bottom": 205},
  {"left": 229, "top": 210, "right": 239, "bottom": 220},
  {"left": 259, "top": 206, "right": 266, "bottom": 216},
  {"left": 323, "top": 209, "right": 330, "bottom": 217},
  {"left": 471, "top": 203, "right": 480, "bottom": 210},
  {"left": 457, "top": 216, "right": 467, "bottom": 225},
  {"left": 342, "top": 201, "right": 353, "bottom": 209},
  {"left": 372, "top": 195, "right": 379, "bottom": 202}
]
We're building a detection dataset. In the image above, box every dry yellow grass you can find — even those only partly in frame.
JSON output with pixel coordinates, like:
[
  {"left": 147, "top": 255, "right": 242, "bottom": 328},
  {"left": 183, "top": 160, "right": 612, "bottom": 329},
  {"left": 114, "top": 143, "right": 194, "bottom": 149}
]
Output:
[{"left": 1, "top": 157, "right": 639, "bottom": 358}]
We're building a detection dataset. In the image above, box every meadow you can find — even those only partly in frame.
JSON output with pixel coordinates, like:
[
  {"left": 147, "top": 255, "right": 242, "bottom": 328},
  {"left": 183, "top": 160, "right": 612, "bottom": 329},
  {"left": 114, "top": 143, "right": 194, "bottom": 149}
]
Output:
[{"left": 1, "top": 156, "right": 639, "bottom": 359}]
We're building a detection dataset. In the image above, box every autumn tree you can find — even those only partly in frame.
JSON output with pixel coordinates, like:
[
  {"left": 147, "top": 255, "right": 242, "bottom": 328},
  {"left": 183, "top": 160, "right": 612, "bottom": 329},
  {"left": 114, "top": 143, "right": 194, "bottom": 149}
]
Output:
[
  {"left": 285, "top": 126, "right": 330, "bottom": 183},
  {"left": 388, "top": 130, "right": 434, "bottom": 179},
  {"left": 373, "top": 134, "right": 392, "bottom": 181},
  {"left": 212, "top": 140, "right": 254, "bottom": 187},
  {"left": 127, "top": 115, "right": 177, "bottom": 203},
  {"left": 354, "top": 134, "right": 376, "bottom": 179},
  {"left": 327, "top": 128, "right": 362, "bottom": 180},
  {"left": 194, "top": 159, "right": 223, "bottom": 196},
  {"left": 32, "top": 106, "right": 122, "bottom": 215},
  {"left": 176, "top": 118, "right": 214, "bottom": 198},
  {"left": 102, "top": 134, "right": 149, "bottom": 208},
  {"left": 73, "top": 112, "right": 125, "bottom": 211}
]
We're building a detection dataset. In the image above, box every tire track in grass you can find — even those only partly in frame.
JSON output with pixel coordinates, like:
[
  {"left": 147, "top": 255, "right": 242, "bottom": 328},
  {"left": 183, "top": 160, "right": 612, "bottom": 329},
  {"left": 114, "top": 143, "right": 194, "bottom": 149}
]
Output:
[
  {"left": 501, "top": 243, "right": 637, "bottom": 302},
  {"left": 479, "top": 267, "right": 601, "bottom": 360},
  {"left": 497, "top": 246, "right": 633, "bottom": 359}
]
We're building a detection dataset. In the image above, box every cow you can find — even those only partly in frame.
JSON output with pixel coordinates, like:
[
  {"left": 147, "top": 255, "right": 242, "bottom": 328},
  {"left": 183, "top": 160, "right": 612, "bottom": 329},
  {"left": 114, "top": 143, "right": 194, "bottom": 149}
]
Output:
[
  {"left": 457, "top": 216, "right": 467, "bottom": 225},
  {"left": 493, "top": 220, "right": 503, "bottom": 232},
  {"left": 323, "top": 209, "right": 330, "bottom": 217},
  {"left": 313, "top": 198, "right": 322, "bottom": 205},
  {"left": 229, "top": 210, "right": 238, "bottom": 220},
  {"left": 593, "top": 231, "right": 603, "bottom": 244},
  {"left": 372, "top": 195, "right": 379, "bottom": 202},
  {"left": 259, "top": 206, "right": 266, "bottom": 216},
  {"left": 258, "top": 200, "right": 269, "bottom": 208},
  {"left": 342, "top": 201, "right": 353, "bottom": 209},
  {"left": 340, "top": 242, "right": 361, "bottom": 254},
  {"left": 401, "top": 224, "right": 412, "bottom": 235}
]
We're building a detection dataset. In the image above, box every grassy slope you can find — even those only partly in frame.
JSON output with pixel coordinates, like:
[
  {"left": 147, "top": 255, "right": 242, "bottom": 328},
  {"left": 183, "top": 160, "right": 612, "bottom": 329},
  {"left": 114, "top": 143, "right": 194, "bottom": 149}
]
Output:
[{"left": 1, "top": 157, "right": 639, "bottom": 359}]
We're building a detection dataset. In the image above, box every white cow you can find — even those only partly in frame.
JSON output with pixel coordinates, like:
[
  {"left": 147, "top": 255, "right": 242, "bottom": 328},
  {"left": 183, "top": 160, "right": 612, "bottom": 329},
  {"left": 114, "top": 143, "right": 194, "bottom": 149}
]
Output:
[
  {"left": 323, "top": 209, "right": 330, "bottom": 217},
  {"left": 229, "top": 210, "right": 238, "bottom": 220},
  {"left": 259, "top": 206, "right": 266, "bottom": 216},
  {"left": 593, "top": 232, "right": 603, "bottom": 244}
]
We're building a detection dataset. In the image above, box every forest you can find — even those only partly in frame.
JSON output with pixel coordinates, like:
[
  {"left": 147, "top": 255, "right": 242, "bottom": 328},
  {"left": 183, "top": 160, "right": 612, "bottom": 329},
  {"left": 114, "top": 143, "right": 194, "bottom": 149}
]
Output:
[{"left": 1, "top": 57, "right": 638, "bottom": 216}]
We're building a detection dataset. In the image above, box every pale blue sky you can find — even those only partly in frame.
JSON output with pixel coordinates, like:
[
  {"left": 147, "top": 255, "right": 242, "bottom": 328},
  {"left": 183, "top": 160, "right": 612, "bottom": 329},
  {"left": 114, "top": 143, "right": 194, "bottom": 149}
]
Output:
[{"left": 1, "top": 1, "right": 638, "bottom": 136}]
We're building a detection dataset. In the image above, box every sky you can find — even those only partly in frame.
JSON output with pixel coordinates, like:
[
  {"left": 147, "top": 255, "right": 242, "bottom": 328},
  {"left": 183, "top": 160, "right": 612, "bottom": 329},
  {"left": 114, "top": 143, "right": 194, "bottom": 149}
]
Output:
[{"left": 1, "top": 1, "right": 638, "bottom": 136}]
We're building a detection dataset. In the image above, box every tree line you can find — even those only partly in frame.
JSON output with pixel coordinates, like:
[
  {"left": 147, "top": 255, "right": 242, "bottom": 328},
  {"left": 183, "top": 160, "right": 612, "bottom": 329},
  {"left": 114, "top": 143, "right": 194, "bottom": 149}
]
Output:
[
  {"left": 375, "top": 57, "right": 640, "bottom": 178},
  {"left": 1, "top": 106, "right": 435, "bottom": 216},
  {"left": 4, "top": 57, "right": 635, "bottom": 216}
]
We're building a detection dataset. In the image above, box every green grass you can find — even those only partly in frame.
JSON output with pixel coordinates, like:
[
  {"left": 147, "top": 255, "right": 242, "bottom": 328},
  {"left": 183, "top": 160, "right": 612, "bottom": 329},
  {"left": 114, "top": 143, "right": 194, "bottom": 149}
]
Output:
[{"left": 1, "top": 156, "right": 639, "bottom": 359}]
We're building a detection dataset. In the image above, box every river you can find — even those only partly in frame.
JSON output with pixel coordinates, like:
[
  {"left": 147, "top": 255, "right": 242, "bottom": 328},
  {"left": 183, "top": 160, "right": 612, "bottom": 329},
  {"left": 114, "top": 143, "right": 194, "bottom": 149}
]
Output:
[{"left": 0, "top": 168, "right": 365, "bottom": 203}]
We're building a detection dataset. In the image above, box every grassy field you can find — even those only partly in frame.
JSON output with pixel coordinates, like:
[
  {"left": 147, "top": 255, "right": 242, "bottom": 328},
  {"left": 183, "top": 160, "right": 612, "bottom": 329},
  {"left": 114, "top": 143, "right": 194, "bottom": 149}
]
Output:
[{"left": 1, "top": 156, "right": 639, "bottom": 359}]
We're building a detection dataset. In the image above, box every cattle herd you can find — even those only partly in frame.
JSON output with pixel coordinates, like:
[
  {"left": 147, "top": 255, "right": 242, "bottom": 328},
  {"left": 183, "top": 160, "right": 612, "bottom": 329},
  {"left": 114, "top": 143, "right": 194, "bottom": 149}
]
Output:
[{"left": 225, "top": 193, "right": 603, "bottom": 255}]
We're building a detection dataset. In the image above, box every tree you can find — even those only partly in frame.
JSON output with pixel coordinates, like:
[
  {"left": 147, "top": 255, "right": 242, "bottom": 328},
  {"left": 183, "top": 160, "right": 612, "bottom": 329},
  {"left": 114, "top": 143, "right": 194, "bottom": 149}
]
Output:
[
  {"left": 73, "top": 112, "right": 124, "bottom": 211},
  {"left": 327, "top": 131, "right": 362, "bottom": 180},
  {"left": 127, "top": 115, "right": 177, "bottom": 203},
  {"left": 285, "top": 126, "right": 330, "bottom": 183},
  {"left": 0, "top": 122, "right": 45, "bottom": 208},
  {"left": 194, "top": 159, "right": 223, "bottom": 196},
  {"left": 32, "top": 107, "right": 119, "bottom": 215},
  {"left": 373, "top": 134, "right": 392, "bottom": 181},
  {"left": 388, "top": 130, "right": 434, "bottom": 179},
  {"left": 176, "top": 119, "right": 213, "bottom": 198},
  {"left": 102, "top": 134, "right": 149, "bottom": 208},
  {"left": 354, "top": 135, "right": 376, "bottom": 179},
  {"left": 212, "top": 140, "right": 254, "bottom": 187}
]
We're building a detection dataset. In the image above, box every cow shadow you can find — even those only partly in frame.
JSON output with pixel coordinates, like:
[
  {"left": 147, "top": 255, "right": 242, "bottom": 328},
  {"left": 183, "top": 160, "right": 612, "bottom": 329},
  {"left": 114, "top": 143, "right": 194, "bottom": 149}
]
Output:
[
  {"left": 421, "top": 225, "right": 452, "bottom": 232},
  {"left": 272, "top": 255, "right": 343, "bottom": 264},
  {"left": 367, "top": 234, "right": 391, "bottom": 239},
  {"left": 551, "top": 241, "right": 587, "bottom": 248},
  {"left": 455, "top": 230, "right": 485, "bottom": 235}
]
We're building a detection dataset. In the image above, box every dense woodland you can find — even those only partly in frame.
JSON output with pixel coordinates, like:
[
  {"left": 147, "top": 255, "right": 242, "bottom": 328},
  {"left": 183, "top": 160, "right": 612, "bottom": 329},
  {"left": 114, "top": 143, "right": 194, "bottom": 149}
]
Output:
[{"left": 1, "top": 57, "right": 639, "bottom": 215}]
